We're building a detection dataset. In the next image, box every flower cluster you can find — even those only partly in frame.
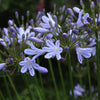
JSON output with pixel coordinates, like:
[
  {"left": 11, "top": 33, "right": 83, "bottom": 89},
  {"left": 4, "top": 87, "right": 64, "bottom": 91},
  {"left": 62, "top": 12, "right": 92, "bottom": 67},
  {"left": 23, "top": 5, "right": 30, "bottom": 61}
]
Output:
[{"left": 0, "top": 0, "right": 99, "bottom": 78}]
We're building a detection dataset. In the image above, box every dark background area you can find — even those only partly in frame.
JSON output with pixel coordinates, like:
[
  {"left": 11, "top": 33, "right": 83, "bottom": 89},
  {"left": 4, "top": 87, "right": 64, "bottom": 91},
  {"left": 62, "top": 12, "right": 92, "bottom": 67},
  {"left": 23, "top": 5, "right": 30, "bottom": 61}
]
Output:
[{"left": 0, "top": 0, "right": 80, "bottom": 28}]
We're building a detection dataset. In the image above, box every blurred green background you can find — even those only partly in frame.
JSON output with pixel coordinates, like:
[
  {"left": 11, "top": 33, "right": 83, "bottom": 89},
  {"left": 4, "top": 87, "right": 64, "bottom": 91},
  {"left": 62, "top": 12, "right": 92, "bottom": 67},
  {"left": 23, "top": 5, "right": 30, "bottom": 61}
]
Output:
[{"left": 0, "top": 0, "right": 80, "bottom": 27}]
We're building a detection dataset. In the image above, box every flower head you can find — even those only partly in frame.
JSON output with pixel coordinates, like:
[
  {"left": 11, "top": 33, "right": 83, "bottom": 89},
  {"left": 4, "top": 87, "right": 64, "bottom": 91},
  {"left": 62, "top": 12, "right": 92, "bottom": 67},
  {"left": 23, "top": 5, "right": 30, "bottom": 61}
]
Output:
[
  {"left": 70, "top": 84, "right": 85, "bottom": 98},
  {"left": 19, "top": 57, "right": 48, "bottom": 76},
  {"left": 76, "top": 47, "right": 92, "bottom": 63},
  {"left": 43, "top": 40, "right": 63, "bottom": 60}
]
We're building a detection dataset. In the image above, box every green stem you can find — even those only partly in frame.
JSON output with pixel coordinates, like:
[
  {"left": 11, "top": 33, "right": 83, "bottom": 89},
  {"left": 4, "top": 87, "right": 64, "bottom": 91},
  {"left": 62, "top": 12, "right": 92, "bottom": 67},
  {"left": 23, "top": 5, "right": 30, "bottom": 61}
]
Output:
[
  {"left": 67, "top": 53, "right": 74, "bottom": 100},
  {"left": 57, "top": 61, "right": 68, "bottom": 99},
  {"left": 6, "top": 73, "right": 21, "bottom": 100},
  {"left": 2, "top": 71, "right": 12, "bottom": 100},
  {"left": 86, "top": 59, "right": 92, "bottom": 100},
  {"left": 34, "top": 75, "right": 43, "bottom": 100},
  {"left": 21, "top": 74, "right": 34, "bottom": 100},
  {"left": 48, "top": 59, "right": 60, "bottom": 100},
  {"left": 96, "top": 30, "right": 100, "bottom": 100},
  {"left": 0, "top": 90, "right": 5, "bottom": 100},
  {"left": 37, "top": 58, "right": 45, "bottom": 100},
  {"left": 35, "top": 86, "right": 43, "bottom": 100}
]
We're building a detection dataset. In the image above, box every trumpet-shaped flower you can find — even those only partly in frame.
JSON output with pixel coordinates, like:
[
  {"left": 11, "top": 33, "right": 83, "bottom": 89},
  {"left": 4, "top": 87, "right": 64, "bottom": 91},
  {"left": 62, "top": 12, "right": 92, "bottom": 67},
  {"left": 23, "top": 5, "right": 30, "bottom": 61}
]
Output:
[
  {"left": 17, "top": 27, "right": 30, "bottom": 43},
  {"left": 19, "top": 57, "right": 48, "bottom": 76},
  {"left": 24, "top": 41, "right": 46, "bottom": 60},
  {"left": 76, "top": 10, "right": 90, "bottom": 28},
  {"left": 43, "top": 40, "right": 63, "bottom": 60},
  {"left": 39, "top": 13, "right": 61, "bottom": 36},
  {"left": 70, "top": 84, "right": 85, "bottom": 98},
  {"left": 76, "top": 47, "right": 92, "bottom": 63}
]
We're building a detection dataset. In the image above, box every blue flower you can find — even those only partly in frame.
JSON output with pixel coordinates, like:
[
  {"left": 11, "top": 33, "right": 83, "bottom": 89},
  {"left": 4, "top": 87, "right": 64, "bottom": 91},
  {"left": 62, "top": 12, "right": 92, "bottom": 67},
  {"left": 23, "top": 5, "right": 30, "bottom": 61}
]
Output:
[
  {"left": 43, "top": 40, "right": 63, "bottom": 60},
  {"left": 76, "top": 10, "right": 90, "bottom": 28},
  {"left": 70, "top": 84, "right": 85, "bottom": 98},
  {"left": 76, "top": 47, "right": 92, "bottom": 63},
  {"left": 39, "top": 13, "right": 61, "bottom": 36},
  {"left": 24, "top": 41, "right": 46, "bottom": 59},
  {"left": 19, "top": 57, "right": 48, "bottom": 76}
]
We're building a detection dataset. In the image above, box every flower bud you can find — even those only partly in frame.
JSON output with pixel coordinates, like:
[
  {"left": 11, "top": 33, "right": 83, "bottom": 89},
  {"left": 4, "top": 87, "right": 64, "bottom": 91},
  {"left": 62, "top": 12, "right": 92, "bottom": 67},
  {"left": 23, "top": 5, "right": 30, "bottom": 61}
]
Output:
[{"left": 62, "top": 33, "right": 68, "bottom": 38}]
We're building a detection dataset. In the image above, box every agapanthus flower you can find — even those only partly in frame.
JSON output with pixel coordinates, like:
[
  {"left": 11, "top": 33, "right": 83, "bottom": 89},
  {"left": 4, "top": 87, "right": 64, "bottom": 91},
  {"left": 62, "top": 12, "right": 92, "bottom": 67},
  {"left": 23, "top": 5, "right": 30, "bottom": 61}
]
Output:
[
  {"left": 24, "top": 41, "right": 46, "bottom": 59},
  {"left": 76, "top": 10, "right": 90, "bottom": 28},
  {"left": 70, "top": 84, "right": 85, "bottom": 98},
  {"left": 0, "top": 28, "right": 13, "bottom": 46},
  {"left": 39, "top": 13, "right": 61, "bottom": 35},
  {"left": 17, "top": 27, "right": 30, "bottom": 43},
  {"left": 76, "top": 47, "right": 92, "bottom": 63},
  {"left": 43, "top": 40, "right": 63, "bottom": 60},
  {"left": 19, "top": 57, "right": 48, "bottom": 76}
]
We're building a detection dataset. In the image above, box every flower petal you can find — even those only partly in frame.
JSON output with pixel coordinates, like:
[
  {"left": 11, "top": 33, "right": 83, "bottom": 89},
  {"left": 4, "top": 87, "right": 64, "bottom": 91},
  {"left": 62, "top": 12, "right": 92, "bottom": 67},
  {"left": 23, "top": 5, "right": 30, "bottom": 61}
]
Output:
[
  {"left": 29, "top": 67, "right": 35, "bottom": 76},
  {"left": 77, "top": 53, "right": 83, "bottom": 64},
  {"left": 19, "top": 61, "right": 25, "bottom": 66},
  {"left": 46, "top": 40, "right": 55, "bottom": 47},
  {"left": 44, "top": 52, "right": 55, "bottom": 59},
  {"left": 24, "top": 49, "right": 37, "bottom": 55},
  {"left": 56, "top": 54, "right": 61, "bottom": 60},
  {"left": 37, "top": 66, "right": 48, "bottom": 73},
  {"left": 42, "top": 15, "right": 49, "bottom": 24},
  {"left": 55, "top": 40, "right": 60, "bottom": 47},
  {"left": 21, "top": 66, "right": 27, "bottom": 73}
]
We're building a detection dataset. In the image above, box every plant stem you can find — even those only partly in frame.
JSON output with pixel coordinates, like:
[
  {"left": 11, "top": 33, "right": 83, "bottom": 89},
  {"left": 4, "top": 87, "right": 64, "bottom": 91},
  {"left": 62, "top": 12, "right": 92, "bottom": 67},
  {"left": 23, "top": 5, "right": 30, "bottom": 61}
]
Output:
[
  {"left": 37, "top": 58, "right": 45, "bottom": 100},
  {"left": 2, "top": 71, "right": 12, "bottom": 100},
  {"left": 67, "top": 53, "right": 74, "bottom": 100},
  {"left": 6, "top": 73, "right": 21, "bottom": 100},
  {"left": 95, "top": 30, "right": 100, "bottom": 100},
  {"left": 86, "top": 59, "right": 92, "bottom": 100},
  {"left": 48, "top": 59, "right": 60, "bottom": 100},
  {"left": 22, "top": 74, "right": 34, "bottom": 100},
  {"left": 34, "top": 75, "right": 43, "bottom": 100},
  {"left": 57, "top": 61, "right": 68, "bottom": 99},
  {"left": 0, "top": 90, "right": 5, "bottom": 100}
]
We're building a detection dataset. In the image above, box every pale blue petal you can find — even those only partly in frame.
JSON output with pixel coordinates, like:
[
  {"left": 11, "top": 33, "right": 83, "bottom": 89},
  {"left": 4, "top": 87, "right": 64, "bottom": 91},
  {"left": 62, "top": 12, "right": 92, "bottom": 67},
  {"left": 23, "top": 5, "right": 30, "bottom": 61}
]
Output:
[
  {"left": 30, "top": 37, "right": 43, "bottom": 42},
  {"left": 18, "top": 27, "right": 24, "bottom": 35},
  {"left": 25, "top": 28, "right": 30, "bottom": 34},
  {"left": 24, "top": 57, "right": 31, "bottom": 61},
  {"left": 44, "top": 52, "right": 55, "bottom": 59},
  {"left": 39, "top": 23, "right": 50, "bottom": 28},
  {"left": 74, "top": 90, "right": 82, "bottom": 96},
  {"left": 46, "top": 40, "right": 55, "bottom": 47},
  {"left": 0, "top": 63, "right": 6, "bottom": 70},
  {"left": 19, "top": 61, "right": 25, "bottom": 66},
  {"left": 55, "top": 40, "right": 60, "bottom": 47},
  {"left": 34, "top": 27, "right": 49, "bottom": 33},
  {"left": 42, "top": 47, "right": 52, "bottom": 52},
  {"left": 82, "top": 52, "right": 91, "bottom": 58},
  {"left": 21, "top": 66, "right": 27, "bottom": 73},
  {"left": 42, "top": 16, "right": 49, "bottom": 24},
  {"left": 59, "top": 47, "right": 63, "bottom": 53},
  {"left": 77, "top": 54, "right": 83, "bottom": 64},
  {"left": 24, "top": 49, "right": 36, "bottom": 55},
  {"left": 47, "top": 13, "right": 55, "bottom": 27},
  {"left": 37, "top": 66, "right": 48, "bottom": 73},
  {"left": 56, "top": 54, "right": 61, "bottom": 60},
  {"left": 29, "top": 67, "right": 35, "bottom": 76},
  {"left": 83, "top": 13, "right": 89, "bottom": 24},
  {"left": 26, "top": 41, "right": 36, "bottom": 49}
]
